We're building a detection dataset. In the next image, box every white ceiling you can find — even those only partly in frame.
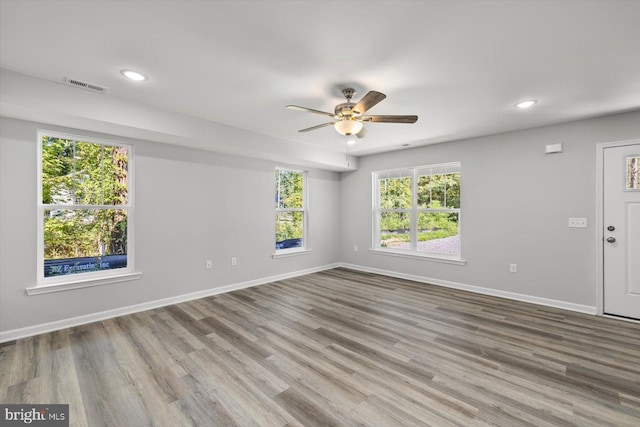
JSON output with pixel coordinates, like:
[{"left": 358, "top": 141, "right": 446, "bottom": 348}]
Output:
[{"left": 1, "top": 0, "right": 639, "bottom": 160}]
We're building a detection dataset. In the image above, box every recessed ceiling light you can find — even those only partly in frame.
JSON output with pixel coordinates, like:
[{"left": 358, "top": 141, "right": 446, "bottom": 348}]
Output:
[
  {"left": 120, "top": 70, "right": 147, "bottom": 81},
  {"left": 346, "top": 140, "right": 356, "bottom": 146},
  {"left": 515, "top": 99, "right": 537, "bottom": 109}
]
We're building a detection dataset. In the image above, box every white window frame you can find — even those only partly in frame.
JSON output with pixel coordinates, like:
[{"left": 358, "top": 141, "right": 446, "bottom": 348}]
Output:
[
  {"left": 29, "top": 130, "right": 140, "bottom": 295},
  {"left": 273, "top": 168, "right": 311, "bottom": 258},
  {"left": 371, "top": 162, "right": 465, "bottom": 265}
]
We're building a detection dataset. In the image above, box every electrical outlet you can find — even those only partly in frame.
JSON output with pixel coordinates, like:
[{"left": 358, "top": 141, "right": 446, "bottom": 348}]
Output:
[
  {"left": 510, "top": 264, "right": 517, "bottom": 273},
  {"left": 353, "top": 245, "right": 358, "bottom": 252},
  {"left": 205, "top": 260, "right": 212, "bottom": 269},
  {"left": 231, "top": 257, "right": 237, "bottom": 266}
]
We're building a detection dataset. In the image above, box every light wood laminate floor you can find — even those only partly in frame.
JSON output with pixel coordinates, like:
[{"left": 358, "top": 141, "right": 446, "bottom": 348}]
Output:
[{"left": 1, "top": 268, "right": 639, "bottom": 426}]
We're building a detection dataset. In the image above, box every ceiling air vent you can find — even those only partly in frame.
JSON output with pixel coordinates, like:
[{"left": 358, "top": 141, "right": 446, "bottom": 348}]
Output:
[{"left": 64, "top": 77, "right": 108, "bottom": 94}]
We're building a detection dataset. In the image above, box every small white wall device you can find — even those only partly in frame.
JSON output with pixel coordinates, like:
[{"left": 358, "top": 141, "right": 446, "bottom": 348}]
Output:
[{"left": 545, "top": 143, "right": 563, "bottom": 154}]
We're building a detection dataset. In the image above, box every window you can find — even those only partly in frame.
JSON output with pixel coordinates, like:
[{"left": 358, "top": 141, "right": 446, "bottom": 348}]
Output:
[
  {"left": 373, "top": 162, "right": 461, "bottom": 260},
  {"left": 36, "top": 131, "right": 135, "bottom": 287},
  {"left": 275, "top": 168, "right": 307, "bottom": 253},
  {"left": 627, "top": 156, "right": 639, "bottom": 189}
]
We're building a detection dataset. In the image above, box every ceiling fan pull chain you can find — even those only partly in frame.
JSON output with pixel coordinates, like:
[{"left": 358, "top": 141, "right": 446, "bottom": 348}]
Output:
[{"left": 346, "top": 141, "right": 350, "bottom": 168}]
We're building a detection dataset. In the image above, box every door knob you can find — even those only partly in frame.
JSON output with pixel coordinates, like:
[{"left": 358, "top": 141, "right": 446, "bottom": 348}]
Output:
[
  {"left": 607, "top": 237, "right": 616, "bottom": 243},
  {"left": 607, "top": 225, "right": 615, "bottom": 231}
]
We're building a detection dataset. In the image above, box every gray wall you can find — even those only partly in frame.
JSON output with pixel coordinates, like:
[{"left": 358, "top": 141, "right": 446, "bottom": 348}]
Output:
[
  {"left": 339, "top": 110, "right": 640, "bottom": 307},
  {"left": 3, "top": 110, "right": 640, "bottom": 334},
  {"left": 0, "top": 117, "right": 341, "bottom": 332}
]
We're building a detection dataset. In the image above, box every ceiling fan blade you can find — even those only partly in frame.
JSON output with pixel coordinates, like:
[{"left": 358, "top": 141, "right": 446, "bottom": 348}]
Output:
[
  {"left": 286, "top": 105, "right": 337, "bottom": 118},
  {"left": 362, "top": 115, "right": 418, "bottom": 123},
  {"left": 352, "top": 91, "right": 386, "bottom": 115},
  {"left": 298, "top": 122, "right": 336, "bottom": 133}
]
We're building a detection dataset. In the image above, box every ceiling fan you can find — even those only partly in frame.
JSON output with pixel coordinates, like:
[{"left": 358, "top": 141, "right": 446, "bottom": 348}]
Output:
[{"left": 286, "top": 88, "right": 418, "bottom": 138}]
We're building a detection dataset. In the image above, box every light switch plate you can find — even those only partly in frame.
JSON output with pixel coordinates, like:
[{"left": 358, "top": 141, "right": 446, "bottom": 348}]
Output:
[
  {"left": 545, "top": 143, "right": 563, "bottom": 154},
  {"left": 568, "top": 218, "right": 587, "bottom": 228}
]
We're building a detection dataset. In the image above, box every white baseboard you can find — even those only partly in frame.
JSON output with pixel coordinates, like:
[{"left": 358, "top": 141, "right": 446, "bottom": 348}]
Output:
[
  {"left": 339, "top": 263, "right": 597, "bottom": 315},
  {"left": 0, "top": 263, "right": 340, "bottom": 343},
  {"left": 1, "top": 261, "right": 598, "bottom": 343}
]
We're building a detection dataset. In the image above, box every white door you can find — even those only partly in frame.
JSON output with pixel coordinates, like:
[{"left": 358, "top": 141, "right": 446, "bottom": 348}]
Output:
[{"left": 603, "top": 143, "right": 640, "bottom": 320}]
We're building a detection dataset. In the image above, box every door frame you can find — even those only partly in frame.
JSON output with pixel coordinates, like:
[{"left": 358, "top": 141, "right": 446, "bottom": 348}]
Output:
[{"left": 595, "top": 138, "right": 640, "bottom": 316}]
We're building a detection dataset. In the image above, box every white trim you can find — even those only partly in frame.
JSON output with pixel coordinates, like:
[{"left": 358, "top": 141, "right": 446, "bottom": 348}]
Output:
[
  {"left": 26, "top": 272, "right": 142, "bottom": 295},
  {"left": 340, "top": 262, "right": 596, "bottom": 315},
  {"left": 595, "top": 138, "right": 640, "bottom": 316},
  {"left": 0, "top": 263, "right": 339, "bottom": 343},
  {"left": 595, "top": 143, "right": 605, "bottom": 316},
  {"left": 368, "top": 248, "right": 466, "bottom": 265},
  {"left": 272, "top": 248, "right": 312, "bottom": 259},
  {"left": 603, "top": 314, "right": 640, "bottom": 324}
]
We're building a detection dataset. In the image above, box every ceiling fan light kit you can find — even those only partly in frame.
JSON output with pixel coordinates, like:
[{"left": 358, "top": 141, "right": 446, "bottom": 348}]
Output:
[
  {"left": 287, "top": 88, "right": 418, "bottom": 138},
  {"left": 334, "top": 119, "right": 363, "bottom": 136}
]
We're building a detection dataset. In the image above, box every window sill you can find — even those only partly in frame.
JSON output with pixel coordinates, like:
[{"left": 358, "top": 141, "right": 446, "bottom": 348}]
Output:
[
  {"left": 368, "top": 248, "right": 466, "bottom": 265},
  {"left": 26, "top": 272, "right": 142, "bottom": 296},
  {"left": 272, "top": 248, "right": 312, "bottom": 259}
]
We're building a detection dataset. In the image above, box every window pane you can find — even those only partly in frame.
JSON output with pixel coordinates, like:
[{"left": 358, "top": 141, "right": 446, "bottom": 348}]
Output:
[
  {"left": 43, "top": 209, "right": 128, "bottom": 277},
  {"left": 276, "top": 170, "right": 303, "bottom": 209},
  {"left": 446, "top": 173, "right": 461, "bottom": 208},
  {"left": 379, "top": 212, "right": 411, "bottom": 249},
  {"left": 275, "top": 211, "right": 304, "bottom": 249},
  {"left": 41, "top": 136, "right": 75, "bottom": 205},
  {"left": 417, "top": 212, "right": 459, "bottom": 255},
  {"left": 41, "top": 137, "right": 128, "bottom": 206},
  {"left": 74, "top": 141, "right": 102, "bottom": 204},
  {"left": 417, "top": 172, "right": 460, "bottom": 208},
  {"left": 104, "top": 145, "right": 129, "bottom": 205},
  {"left": 75, "top": 142, "right": 129, "bottom": 205},
  {"left": 628, "top": 156, "right": 639, "bottom": 189},
  {"left": 379, "top": 177, "right": 412, "bottom": 209}
]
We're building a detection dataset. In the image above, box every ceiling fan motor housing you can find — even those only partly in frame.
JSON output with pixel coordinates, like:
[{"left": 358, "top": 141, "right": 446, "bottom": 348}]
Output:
[{"left": 335, "top": 102, "right": 356, "bottom": 118}]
